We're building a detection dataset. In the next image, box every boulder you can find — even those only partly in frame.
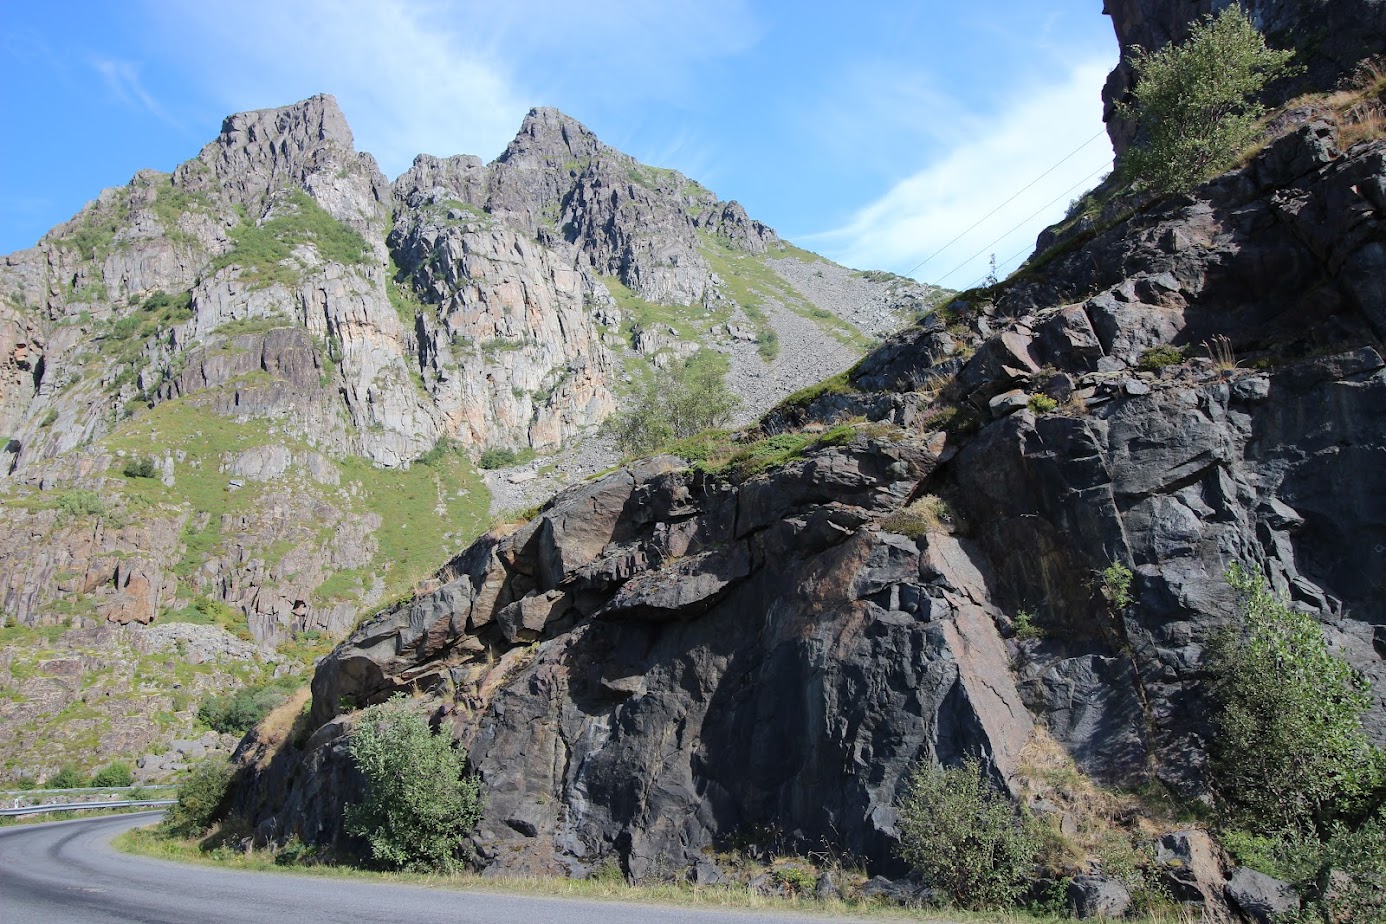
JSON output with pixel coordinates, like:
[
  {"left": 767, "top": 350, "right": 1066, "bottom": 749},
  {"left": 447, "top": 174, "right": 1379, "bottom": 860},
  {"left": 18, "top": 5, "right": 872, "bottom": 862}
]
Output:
[
  {"left": 1225, "top": 867, "right": 1300, "bottom": 924},
  {"left": 1067, "top": 875, "right": 1132, "bottom": 919}
]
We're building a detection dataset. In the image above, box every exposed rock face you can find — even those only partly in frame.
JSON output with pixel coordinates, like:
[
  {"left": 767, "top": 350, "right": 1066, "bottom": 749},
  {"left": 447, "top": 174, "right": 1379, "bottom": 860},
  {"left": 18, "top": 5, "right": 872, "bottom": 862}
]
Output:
[
  {"left": 234, "top": 439, "right": 1037, "bottom": 877},
  {"left": 1103, "top": 0, "right": 1386, "bottom": 154},
  {"left": 231, "top": 70, "right": 1386, "bottom": 883}
]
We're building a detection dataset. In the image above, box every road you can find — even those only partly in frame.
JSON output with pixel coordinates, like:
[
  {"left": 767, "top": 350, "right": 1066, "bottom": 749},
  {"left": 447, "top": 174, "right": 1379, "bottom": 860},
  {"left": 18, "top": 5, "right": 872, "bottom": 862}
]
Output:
[{"left": 0, "top": 812, "right": 883, "bottom": 923}]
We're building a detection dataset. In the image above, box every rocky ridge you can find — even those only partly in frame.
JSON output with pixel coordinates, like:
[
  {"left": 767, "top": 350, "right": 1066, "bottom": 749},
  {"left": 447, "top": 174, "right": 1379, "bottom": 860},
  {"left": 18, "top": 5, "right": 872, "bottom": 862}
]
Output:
[
  {"left": 230, "top": 49, "right": 1386, "bottom": 917},
  {"left": 0, "top": 98, "right": 934, "bottom": 779}
]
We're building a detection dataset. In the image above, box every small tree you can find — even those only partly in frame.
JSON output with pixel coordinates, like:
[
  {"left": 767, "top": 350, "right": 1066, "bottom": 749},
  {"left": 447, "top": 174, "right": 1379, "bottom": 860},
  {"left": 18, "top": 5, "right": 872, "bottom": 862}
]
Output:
[
  {"left": 163, "top": 757, "right": 235, "bottom": 836},
  {"left": 1118, "top": 5, "right": 1296, "bottom": 193},
  {"left": 344, "top": 696, "right": 483, "bottom": 871},
  {"left": 896, "top": 756, "right": 1038, "bottom": 909},
  {"left": 1208, "top": 564, "right": 1384, "bottom": 835},
  {"left": 605, "top": 351, "right": 740, "bottom": 456}
]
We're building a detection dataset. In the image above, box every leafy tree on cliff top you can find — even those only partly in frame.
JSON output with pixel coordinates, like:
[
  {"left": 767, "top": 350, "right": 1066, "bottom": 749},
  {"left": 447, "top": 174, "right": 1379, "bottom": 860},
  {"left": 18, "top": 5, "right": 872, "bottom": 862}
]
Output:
[{"left": 1118, "top": 5, "right": 1296, "bottom": 193}]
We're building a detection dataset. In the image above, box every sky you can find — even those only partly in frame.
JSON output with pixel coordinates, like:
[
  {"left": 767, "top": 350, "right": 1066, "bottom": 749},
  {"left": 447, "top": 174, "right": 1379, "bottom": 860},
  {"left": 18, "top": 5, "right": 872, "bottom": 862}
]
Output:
[{"left": 0, "top": 1, "right": 1118, "bottom": 290}]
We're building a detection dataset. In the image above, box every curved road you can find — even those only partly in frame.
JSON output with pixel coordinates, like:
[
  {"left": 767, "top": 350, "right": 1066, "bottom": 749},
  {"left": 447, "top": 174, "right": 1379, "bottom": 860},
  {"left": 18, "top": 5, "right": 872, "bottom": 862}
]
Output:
[{"left": 0, "top": 812, "right": 881, "bottom": 923}]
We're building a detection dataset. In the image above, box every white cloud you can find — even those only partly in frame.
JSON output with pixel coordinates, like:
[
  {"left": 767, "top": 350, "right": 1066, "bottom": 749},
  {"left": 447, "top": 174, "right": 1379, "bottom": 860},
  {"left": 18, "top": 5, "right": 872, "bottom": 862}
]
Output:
[
  {"left": 145, "top": 0, "right": 526, "bottom": 176},
  {"left": 803, "top": 58, "right": 1116, "bottom": 288},
  {"left": 91, "top": 56, "right": 177, "bottom": 125},
  {"left": 145, "top": 0, "right": 757, "bottom": 179}
]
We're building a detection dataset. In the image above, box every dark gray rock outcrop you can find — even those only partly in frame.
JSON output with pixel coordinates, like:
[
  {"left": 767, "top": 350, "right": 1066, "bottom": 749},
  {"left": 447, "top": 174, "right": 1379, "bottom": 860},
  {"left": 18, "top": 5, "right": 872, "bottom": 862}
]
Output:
[{"left": 233, "top": 436, "right": 1041, "bottom": 878}]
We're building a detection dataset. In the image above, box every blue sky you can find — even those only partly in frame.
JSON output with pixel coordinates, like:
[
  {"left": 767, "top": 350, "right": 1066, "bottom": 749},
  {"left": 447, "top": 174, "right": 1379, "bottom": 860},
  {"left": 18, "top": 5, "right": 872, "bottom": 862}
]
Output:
[{"left": 0, "top": 1, "right": 1118, "bottom": 289}]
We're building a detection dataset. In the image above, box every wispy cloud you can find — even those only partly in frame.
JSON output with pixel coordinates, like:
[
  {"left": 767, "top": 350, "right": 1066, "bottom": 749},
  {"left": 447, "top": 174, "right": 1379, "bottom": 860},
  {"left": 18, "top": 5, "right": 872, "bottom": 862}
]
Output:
[
  {"left": 145, "top": 0, "right": 758, "bottom": 179},
  {"left": 804, "top": 58, "right": 1115, "bottom": 287},
  {"left": 90, "top": 56, "right": 177, "bottom": 125}
]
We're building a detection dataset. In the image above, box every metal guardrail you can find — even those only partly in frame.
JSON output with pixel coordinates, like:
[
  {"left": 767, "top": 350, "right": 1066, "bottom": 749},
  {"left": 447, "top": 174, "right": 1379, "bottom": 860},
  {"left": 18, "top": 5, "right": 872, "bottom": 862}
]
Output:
[
  {"left": 0, "top": 799, "right": 175, "bottom": 817},
  {"left": 0, "top": 786, "right": 175, "bottom": 796}
]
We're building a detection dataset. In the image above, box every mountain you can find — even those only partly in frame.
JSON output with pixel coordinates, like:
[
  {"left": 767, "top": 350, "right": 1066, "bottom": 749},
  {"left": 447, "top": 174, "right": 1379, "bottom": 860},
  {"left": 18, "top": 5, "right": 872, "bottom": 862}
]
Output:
[
  {"left": 0, "top": 99, "right": 934, "bottom": 780},
  {"left": 225, "top": 0, "right": 1386, "bottom": 910}
]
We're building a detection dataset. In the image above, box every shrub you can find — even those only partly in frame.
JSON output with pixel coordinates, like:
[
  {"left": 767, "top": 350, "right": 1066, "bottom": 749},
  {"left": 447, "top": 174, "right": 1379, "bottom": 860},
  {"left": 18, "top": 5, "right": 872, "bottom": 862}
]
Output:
[
  {"left": 1137, "top": 344, "right": 1185, "bottom": 371},
  {"left": 344, "top": 696, "right": 483, "bottom": 871},
  {"left": 896, "top": 756, "right": 1039, "bottom": 909},
  {"left": 1100, "top": 561, "right": 1133, "bottom": 610},
  {"left": 1014, "top": 609, "right": 1044, "bottom": 641},
  {"left": 122, "top": 457, "right": 158, "bottom": 479},
  {"left": 478, "top": 447, "right": 518, "bottom": 469},
  {"left": 416, "top": 437, "right": 460, "bottom": 467},
  {"left": 1207, "top": 564, "right": 1384, "bottom": 835},
  {"left": 55, "top": 489, "right": 104, "bottom": 520},
  {"left": 605, "top": 351, "right": 740, "bottom": 456},
  {"left": 48, "top": 764, "right": 86, "bottom": 788},
  {"left": 1027, "top": 393, "right": 1058, "bottom": 413},
  {"left": 198, "top": 679, "right": 297, "bottom": 736},
  {"left": 756, "top": 328, "right": 780, "bottom": 360},
  {"left": 1117, "top": 5, "right": 1296, "bottom": 193},
  {"left": 89, "top": 761, "right": 134, "bottom": 788},
  {"left": 163, "top": 757, "right": 235, "bottom": 836}
]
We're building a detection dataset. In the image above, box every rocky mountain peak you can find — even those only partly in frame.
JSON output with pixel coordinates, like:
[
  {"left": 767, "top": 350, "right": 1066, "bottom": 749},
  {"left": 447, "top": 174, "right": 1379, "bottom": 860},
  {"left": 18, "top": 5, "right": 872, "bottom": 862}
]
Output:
[
  {"left": 217, "top": 92, "right": 355, "bottom": 152},
  {"left": 501, "top": 106, "right": 603, "bottom": 167},
  {"left": 197, "top": 93, "right": 384, "bottom": 225}
]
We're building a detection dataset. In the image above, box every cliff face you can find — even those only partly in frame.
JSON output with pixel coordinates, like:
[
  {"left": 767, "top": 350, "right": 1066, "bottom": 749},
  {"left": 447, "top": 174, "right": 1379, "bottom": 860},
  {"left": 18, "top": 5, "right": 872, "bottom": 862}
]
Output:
[
  {"left": 1103, "top": 0, "right": 1386, "bottom": 153},
  {"left": 230, "top": 85, "right": 1386, "bottom": 887},
  {"left": 0, "top": 97, "right": 931, "bottom": 780}
]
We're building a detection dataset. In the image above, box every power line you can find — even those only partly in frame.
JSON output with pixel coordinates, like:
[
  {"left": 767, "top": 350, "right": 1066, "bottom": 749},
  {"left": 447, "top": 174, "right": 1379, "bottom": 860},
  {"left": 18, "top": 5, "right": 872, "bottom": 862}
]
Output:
[
  {"left": 935, "top": 160, "right": 1112, "bottom": 287},
  {"left": 898, "top": 129, "right": 1108, "bottom": 279}
]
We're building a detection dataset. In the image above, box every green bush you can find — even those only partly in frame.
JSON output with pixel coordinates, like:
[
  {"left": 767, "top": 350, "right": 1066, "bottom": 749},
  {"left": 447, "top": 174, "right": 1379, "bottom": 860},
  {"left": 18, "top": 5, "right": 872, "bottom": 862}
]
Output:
[
  {"left": 756, "top": 328, "right": 780, "bottom": 360},
  {"left": 122, "top": 457, "right": 158, "bottom": 479},
  {"left": 1027, "top": 393, "right": 1058, "bottom": 413},
  {"left": 198, "top": 679, "right": 298, "bottom": 735},
  {"left": 605, "top": 351, "right": 740, "bottom": 456},
  {"left": 89, "top": 761, "right": 134, "bottom": 788},
  {"left": 1137, "top": 344, "right": 1185, "bottom": 371},
  {"left": 1100, "top": 561, "right": 1133, "bottom": 610},
  {"left": 55, "top": 490, "right": 104, "bottom": 520},
  {"left": 344, "top": 696, "right": 483, "bottom": 871},
  {"left": 896, "top": 756, "right": 1039, "bottom": 909},
  {"left": 48, "top": 764, "right": 86, "bottom": 788},
  {"left": 1117, "top": 5, "right": 1296, "bottom": 193},
  {"left": 478, "top": 447, "right": 518, "bottom": 469},
  {"left": 163, "top": 757, "right": 235, "bottom": 836},
  {"left": 1208, "top": 564, "right": 1384, "bottom": 835}
]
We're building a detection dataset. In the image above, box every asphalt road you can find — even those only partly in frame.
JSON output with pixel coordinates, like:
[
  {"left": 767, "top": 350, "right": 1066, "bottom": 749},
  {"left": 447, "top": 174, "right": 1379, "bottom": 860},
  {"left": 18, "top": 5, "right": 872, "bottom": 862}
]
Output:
[{"left": 0, "top": 812, "right": 883, "bottom": 923}]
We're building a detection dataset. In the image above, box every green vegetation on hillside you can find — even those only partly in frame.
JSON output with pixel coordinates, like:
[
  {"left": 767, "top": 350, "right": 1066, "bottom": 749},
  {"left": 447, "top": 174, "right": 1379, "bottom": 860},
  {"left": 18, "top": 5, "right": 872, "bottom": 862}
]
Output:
[
  {"left": 198, "top": 676, "right": 302, "bottom": 735},
  {"left": 59, "top": 190, "right": 131, "bottom": 262},
  {"left": 700, "top": 234, "right": 871, "bottom": 351},
  {"left": 152, "top": 178, "right": 214, "bottom": 246},
  {"left": 104, "top": 397, "right": 489, "bottom": 608},
  {"left": 599, "top": 273, "right": 732, "bottom": 345},
  {"left": 213, "top": 190, "right": 371, "bottom": 288}
]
